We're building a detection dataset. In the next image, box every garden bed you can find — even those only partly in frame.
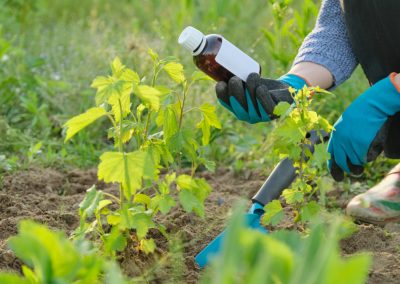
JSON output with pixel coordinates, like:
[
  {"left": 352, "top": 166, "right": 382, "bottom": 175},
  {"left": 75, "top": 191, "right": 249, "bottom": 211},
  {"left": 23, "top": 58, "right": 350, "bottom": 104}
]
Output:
[{"left": 0, "top": 168, "right": 399, "bottom": 283}]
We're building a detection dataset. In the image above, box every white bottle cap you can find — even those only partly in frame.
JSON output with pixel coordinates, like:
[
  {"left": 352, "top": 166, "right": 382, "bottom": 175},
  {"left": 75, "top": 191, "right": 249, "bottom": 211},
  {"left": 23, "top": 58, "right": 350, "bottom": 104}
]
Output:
[{"left": 178, "top": 26, "right": 206, "bottom": 55}]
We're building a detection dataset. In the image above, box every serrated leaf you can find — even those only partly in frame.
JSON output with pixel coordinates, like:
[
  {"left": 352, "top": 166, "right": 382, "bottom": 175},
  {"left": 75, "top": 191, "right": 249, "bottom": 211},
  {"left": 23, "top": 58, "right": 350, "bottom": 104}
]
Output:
[
  {"left": 97, "top": 199, "right": 112, "bottom": 214},
  {"left": 134, "top": 194, "right": 151, "bottom": 207},
  {"left": 158, "top": 195, "right": 176, "bottom": 214},
  {"left": 111, "top": 57, "right": 125, "bottom": 77},
  {"left": 176, "top": 174, "right": 197, "bottom": 190},
  {"left": 282, "top": 188, "right": 304, "bottom": 204},
  {"left": 120, "top": 68, "right": 140, "bottom": 84},
  {"left": 98, "top": 151, "right": 156, "bottom": 199},
  {"left": 176, "top": 175, "right": 211, "bottom": 217},
  {"left": 309, "top": 143, "right": 330, "bottom": 170},
  {"left": 108, "top": 91, "right": 131, "bottom": 123},
  {"left": 135, "top": 85, "right": 161, "bottom": 110},
  {"left": 79, "top": 185, "right": 103, "bottom": 218},
  {"left": 130, "top": 212, "right": 155, "bottom": 239},
  {"left": 179, "top": 189, "right": 204, "bottom": 217},
  {"left": 262, "top": 200, "right": 284, "bottom": 226},
  {"left": 300, "top": 201, "right": 320, "bottom": 222},
  {"left": 199, "top": 103, "right": 221, "bottom": 129},
  {"left": 64, "top": 107, "right": 107, "bottom": 141},
  {"left": 163, "top": 62, "right": 185, "bottom": 84},
  {"left": 197, "top": 103, "right": 221, "bottom": 145},
  {"left": 167, "top": 129, "right": 198, "bottom": 161},
  {"left": 274, "top": 101, "right": 291, "bottom": 116},
  {"left": 191, "top": 71, "right": 213, "bottom": 82},
  {"left": 163, "top": 106, "right": 179, "bottom": 140},
  {"left": 92, "top": 76, "right": 128, "bottom": 105},
  {"left": 104, "top": 227, "right": 127, "bottom": 254},
  {"left": 148, "top": 48, "right": 159, "bottom": 62},
  {"left": 139, "top": 238, "right": 156, "bottom": 254},
  {"left": 107, "top": 214, "right": 121, "bottom": 226}
]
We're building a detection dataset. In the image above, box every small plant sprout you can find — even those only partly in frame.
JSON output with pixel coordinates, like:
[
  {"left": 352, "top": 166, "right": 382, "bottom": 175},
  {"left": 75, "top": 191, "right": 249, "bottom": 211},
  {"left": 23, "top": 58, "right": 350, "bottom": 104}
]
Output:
[{"left": 63, "top": 50, "right": 220, "bottom": 255}]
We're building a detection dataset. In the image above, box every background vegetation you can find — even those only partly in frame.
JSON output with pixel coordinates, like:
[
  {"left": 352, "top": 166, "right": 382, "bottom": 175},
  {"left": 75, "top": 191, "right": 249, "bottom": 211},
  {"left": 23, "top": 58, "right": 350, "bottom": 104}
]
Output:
[{"left": 0, "top": 0, "right": 373, "bottom": 175}]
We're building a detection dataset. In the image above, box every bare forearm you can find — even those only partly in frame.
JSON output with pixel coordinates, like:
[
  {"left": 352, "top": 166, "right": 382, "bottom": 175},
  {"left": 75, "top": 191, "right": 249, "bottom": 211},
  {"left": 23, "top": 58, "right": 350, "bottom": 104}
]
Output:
[{"left": 289, "top": 62, "right": 334, "bottom": 89}]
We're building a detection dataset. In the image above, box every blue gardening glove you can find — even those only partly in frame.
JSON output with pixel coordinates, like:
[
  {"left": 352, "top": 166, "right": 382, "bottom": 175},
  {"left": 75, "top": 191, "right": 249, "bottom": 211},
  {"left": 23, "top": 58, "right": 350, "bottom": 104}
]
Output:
[
  {"left": 215, "top": 73, "right": 308, "bottom": 124},
  {"left": 328, "top": 73, "right": 400, "bottom": 181}
]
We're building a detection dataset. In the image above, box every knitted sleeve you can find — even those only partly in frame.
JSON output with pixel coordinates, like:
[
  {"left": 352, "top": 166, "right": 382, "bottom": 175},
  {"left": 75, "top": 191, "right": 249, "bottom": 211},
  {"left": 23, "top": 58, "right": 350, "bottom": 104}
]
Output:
[{"left": 293, "top": 0, "right": 358, "bottom": 87}]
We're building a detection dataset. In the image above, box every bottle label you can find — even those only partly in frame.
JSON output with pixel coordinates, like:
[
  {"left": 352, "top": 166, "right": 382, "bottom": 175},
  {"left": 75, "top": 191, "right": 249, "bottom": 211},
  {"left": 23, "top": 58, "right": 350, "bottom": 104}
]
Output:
[{"left": 215, "top": 37, "right": 260, "bottom": 81}]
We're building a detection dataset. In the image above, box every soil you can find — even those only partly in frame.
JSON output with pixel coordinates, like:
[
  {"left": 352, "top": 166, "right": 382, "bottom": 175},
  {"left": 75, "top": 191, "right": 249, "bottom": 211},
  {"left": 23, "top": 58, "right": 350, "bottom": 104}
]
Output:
[{"left": 0, "top": 167, "right": 399, "bottom": 283}]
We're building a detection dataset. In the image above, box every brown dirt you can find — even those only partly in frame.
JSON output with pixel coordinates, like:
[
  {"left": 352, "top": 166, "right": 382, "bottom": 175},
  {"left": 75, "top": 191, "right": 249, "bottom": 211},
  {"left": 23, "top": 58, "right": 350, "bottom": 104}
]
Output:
[{"left": 0, "top": 167, "right": 399, "bottom": 283}]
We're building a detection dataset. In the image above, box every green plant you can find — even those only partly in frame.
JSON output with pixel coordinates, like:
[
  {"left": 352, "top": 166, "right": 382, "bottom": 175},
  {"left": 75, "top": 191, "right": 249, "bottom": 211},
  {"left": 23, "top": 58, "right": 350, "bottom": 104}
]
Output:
[
  {"left": 262, "top": 86, "right": 333, "bottom": 226},
  {"left": 202, "top": 205, "right": 371, "bottom": 284},
  {"left": 0, "top": 220, "right": 131, "bottom": 284},
  {"left": 263, "top": 0, "right": 318, "bottom": 71},
  {"left": 64, "top": 51, "right": 220, "bottom": 254}
]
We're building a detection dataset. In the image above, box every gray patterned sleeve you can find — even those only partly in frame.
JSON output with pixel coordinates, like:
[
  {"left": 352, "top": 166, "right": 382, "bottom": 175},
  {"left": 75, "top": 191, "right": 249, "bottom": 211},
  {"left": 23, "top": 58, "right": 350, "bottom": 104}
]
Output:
[{"left": 293, "top": 0, "right": 358, "bottom": 87}]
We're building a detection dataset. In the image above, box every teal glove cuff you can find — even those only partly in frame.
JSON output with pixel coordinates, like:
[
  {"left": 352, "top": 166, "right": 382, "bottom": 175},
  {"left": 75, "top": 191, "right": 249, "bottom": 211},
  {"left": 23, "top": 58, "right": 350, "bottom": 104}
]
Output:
[{"left": 278, "top": 74, "right": 309, "bottom": 90}]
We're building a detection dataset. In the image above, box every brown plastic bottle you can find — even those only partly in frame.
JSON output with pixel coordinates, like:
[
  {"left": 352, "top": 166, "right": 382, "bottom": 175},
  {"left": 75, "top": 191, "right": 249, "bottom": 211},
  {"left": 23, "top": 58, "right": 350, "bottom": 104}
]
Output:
[{"left": 178, "top": 26, "right": 261, "bottom": 83}]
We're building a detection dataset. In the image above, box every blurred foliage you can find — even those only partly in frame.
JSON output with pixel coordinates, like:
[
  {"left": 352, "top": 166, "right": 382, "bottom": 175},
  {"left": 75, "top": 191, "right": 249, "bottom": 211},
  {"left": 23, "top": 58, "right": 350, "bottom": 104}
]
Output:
[{"left": 202, "top": 204, "right": 371, "bottom": 284}]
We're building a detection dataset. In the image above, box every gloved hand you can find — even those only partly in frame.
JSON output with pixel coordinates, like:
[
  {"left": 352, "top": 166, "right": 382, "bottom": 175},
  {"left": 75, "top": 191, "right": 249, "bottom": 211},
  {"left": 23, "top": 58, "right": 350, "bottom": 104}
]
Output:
[
  {"left": 328, "top": 73, "right": 400, "bottom": 181},
  {"left": 215, "top": 73, "right": 308, "bottom": 124}
]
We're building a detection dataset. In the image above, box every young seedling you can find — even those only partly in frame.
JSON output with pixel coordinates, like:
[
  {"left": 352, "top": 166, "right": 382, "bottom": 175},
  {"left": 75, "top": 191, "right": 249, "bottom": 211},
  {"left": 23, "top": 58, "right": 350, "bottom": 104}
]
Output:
[
  {"left": 63, "top": 50, "right": 221, "bottom": 255},
  {"left": 262, "top": 86, "right": 333, "bottom": 227}
]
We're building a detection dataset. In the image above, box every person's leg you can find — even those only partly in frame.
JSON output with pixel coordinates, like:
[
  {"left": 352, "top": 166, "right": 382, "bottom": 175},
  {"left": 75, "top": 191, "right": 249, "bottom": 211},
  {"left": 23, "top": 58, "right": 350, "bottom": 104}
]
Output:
[{"left": 346, "top": 163, "right": 400, "bottom": 224}]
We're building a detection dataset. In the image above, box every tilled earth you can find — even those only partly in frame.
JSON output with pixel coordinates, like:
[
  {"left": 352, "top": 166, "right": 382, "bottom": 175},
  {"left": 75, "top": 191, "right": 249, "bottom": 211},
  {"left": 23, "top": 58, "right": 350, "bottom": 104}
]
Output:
[{"left": 0, "top": 168, "right": 399, "bottom": 283}]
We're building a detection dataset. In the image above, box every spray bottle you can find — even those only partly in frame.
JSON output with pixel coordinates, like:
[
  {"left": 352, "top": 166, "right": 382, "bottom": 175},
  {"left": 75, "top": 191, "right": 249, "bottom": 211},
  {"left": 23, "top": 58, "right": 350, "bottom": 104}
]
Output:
[{"left": 178, "top": 26, "right": 261, "bottom": 82}]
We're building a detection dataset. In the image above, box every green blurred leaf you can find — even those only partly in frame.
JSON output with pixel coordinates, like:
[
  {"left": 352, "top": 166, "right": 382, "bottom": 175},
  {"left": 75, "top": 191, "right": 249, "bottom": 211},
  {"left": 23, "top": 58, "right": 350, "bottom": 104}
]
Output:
[{"left": 262, "top": 200, "right": 284, "bottom": 226}]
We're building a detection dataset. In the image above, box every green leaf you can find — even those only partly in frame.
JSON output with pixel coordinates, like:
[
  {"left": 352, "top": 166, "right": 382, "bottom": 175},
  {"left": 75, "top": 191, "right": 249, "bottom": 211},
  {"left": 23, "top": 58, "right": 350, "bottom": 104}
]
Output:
[
  {"left": 107, "top": 214, "right": 121, "bottom": 226},
  {"left": 0, "top": 273, "right": 31, "bottom": 284},
  {"left": 159, "top": 195, "right": 176, "bottom": 214},
  {"left": 79, "top": 185, "right": 103, "bottom": 218},
  {"left": 148, "top": 48, "right": 159, "bottom": 63},
  {"left": 130, "top": 212, "right": 155, "bottom": 239},
  {"left": 108, "top": 91, "right": 131, "bottom": 123},
  {"left": 262, "top": 200, "right": 284, "bottom": 226},
  {"left": 300, "top": 201, "right": 320, "bottom": 222},
  {"left": 104, "top": 227, "right": 127, "bottom": 254},
  {"left": 133, "top": 193, "right": 151, "bottom": 207},
  {"left": 199, "top": 103, "right": 222, "bottom": 129},
  {"left": 64, "top": 107, "right": 107, "bottom": 142},
  {"left": 282, "top": 188, "right": 304, "bottom": 204},
  {"left": 92, "top": 76, "right": 130, "bottom": 105},
  {"left": 135, "top": 85, "right": 161, "bottom": 110},
  {"left": 98, "top": 151, "right": 156, "bottom": 199},
  {"left": 139, "top": 238, "right": 156, "bottom": 254},
  {"left": 167, "top": 129, "right": 198, "bottom": 161},
  {"left": 120, "top": 68, "right": 140, "bottom": 85},
  {"left": 274, "top": 101, "right": 291, "bottom": 116},
  {"left": 197, "top": 103, "right": 221, "bottom": 145},
  {"left": 163, "top": 106, "right": 179, "bottom": 140},
  {"left": 176, "top": 175, "right": 211, "bottom": 217},
  {"left": 111, "top": 57, "right": 125, "bottom": 77},
  {"left": 179, "top": 189, "right": 204, "bottom": 217},
  {"left": 309, "top": 143, "right": 330, "bottom": 170},
  {"left": 191, "top": 71, "right": 213, "bottom": 82},
  {"left": 163, "top": 62, "right": 185, "bottom": 83}
]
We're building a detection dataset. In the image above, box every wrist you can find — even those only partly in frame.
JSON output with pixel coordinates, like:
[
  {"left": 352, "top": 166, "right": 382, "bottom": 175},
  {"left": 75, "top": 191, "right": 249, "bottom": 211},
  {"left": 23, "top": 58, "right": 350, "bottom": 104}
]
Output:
[
  {"left": 390, "top": 72, "right": 400, "bottom": 93},
  {"left": 278, "top": 73, "right": 309, "bottom": 90}
]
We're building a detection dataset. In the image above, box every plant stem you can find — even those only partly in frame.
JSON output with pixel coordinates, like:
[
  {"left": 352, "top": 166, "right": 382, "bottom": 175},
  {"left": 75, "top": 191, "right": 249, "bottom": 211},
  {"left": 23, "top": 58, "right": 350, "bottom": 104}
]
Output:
[
  {"left": 103, "top": 192, "right": 121, "bottom": 204},
  {"left": 118, "top": 99, "right": 125, "bottom": 205},
  {"left": 178, "top": 84, "right": 189, "bottom": 129},
  {"left": 143, "top": 110, "right": 152, "bottom": 141}
]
